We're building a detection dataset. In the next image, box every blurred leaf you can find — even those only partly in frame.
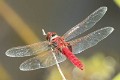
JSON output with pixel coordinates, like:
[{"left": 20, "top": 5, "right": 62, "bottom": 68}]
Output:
[
  {"left": 114, "top": 0, "right": 120, "bottom": 8},
  {"left": 0, "top": 65, "right": 12, "bottom": 80},
  {"left": 0, "top": 0, "right": 40, "bottom": 44},
  {"left": 113, "top": 73, "right": 120, "bottom": 80}
]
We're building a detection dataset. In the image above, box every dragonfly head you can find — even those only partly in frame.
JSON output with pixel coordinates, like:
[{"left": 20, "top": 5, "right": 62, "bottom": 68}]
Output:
[{"left": 46, "top": 32, "right": 58, "bottom": 41}]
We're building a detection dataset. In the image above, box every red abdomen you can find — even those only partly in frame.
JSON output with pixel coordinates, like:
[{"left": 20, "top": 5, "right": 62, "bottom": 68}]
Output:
[{"left": 62, "top": 47, "right": 84, "bottom": 70}]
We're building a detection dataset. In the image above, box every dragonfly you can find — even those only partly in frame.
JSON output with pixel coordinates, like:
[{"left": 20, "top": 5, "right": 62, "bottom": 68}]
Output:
[{"left": 5, "top": 7, "right": 114, "bottom": 71}]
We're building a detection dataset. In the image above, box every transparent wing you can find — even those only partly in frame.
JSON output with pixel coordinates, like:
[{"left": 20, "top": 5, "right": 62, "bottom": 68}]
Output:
[
  {"left": 62, "top": 7, "right": 107, "bottom": 41},
  {"left": 19, "top": 50, "right": 66, "bottom": 71},
  {"left": 5, "top": 41, "right": 50, "bottom": 57},
  {"left": 69, "top": 27, "right": 114, "bottom": 54}
]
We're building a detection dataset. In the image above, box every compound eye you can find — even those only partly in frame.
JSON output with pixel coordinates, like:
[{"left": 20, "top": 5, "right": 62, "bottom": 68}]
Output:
[{"left": 52, "top": 34, "right": 56, "bottom": 37}]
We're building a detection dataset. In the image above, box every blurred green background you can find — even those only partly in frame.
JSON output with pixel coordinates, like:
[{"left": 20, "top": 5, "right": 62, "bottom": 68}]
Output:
[{"left": 0, "top": 0, "right": 120, "bottom": 80}]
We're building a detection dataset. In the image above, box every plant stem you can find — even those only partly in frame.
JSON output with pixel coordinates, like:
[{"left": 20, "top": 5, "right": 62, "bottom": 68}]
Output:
[{"left": 51, "top": 48, "right": 67, "bottom": 80}]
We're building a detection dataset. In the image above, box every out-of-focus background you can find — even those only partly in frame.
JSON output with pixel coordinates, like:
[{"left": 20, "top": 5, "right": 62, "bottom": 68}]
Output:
[{"left": 0, "top": 0, "right": 120, "bottom": 80}]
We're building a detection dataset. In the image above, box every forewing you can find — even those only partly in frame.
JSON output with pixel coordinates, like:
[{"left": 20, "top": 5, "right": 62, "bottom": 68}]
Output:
[
  {"left": 5, "top": 41, "right": 50, "bottom": 57},
  {"left": 19, "top": 50, "right": 66, "bottom": 71},
  {"left": 62, "top": 7, "right": 107, "bottom": 41},
  {"left": 69, "top": 27, "right": 114, "bottom": 54}
]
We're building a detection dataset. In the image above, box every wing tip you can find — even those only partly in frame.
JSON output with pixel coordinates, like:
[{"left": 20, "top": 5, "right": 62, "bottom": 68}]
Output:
[
  {"left": 100, "top": 6, "right": 108, "bottom": 11},
  {"left": 19, "top": 64, "right": 40, "bottom": 71},
  {"left": 19, "top": 66, "right": 26, "bottom": 71},
  {"left": 105, "top": 27, "right": 114, "bottom": 33},
  {"left": 96, "top": 6, "right": 107, "bottom": 15},
  {"left": 5, "top": 49, "right": 15, "bottom": 57},
  {"left": 19, "top": 59, "right": 42, "bottom": 71},
  {"left": 19, "top": 66, "right": 24, "bottom": 71},
  {"left": 19, "top": 63, "right": 29, "bottom": 71}
]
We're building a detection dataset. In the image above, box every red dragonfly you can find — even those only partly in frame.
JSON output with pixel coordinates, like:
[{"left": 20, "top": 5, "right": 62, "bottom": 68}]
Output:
[{"left": 5, "top": 7, "right": 114, "bottom": 71}]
